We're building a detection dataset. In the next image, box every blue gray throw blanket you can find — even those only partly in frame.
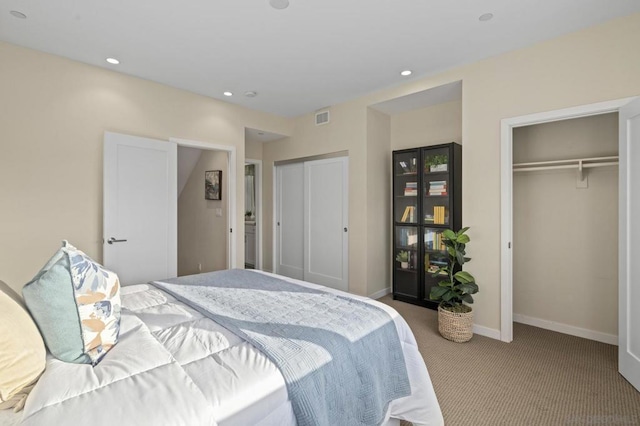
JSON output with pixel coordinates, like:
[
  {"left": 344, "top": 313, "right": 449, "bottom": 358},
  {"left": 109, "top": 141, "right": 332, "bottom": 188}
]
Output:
[{"left": 152, "top": 269, "right": 410, "bottom": 426}]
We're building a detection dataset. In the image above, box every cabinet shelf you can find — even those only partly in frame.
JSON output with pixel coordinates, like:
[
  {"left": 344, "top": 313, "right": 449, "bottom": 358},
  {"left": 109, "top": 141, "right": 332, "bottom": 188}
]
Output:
[{"left": 396, "top": 268, "right": 418, "bottom": 273}]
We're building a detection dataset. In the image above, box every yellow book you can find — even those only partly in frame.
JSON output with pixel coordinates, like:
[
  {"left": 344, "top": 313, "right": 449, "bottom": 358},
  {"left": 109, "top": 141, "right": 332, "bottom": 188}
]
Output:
[{"left": 400, "top": 206, "right": 410, "bottom": 222}]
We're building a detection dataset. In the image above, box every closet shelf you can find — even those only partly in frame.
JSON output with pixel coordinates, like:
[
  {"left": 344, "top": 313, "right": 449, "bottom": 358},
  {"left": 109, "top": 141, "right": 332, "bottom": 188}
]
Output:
[{"left": 513, "top": 156, "right": 618, "bottom": 182}]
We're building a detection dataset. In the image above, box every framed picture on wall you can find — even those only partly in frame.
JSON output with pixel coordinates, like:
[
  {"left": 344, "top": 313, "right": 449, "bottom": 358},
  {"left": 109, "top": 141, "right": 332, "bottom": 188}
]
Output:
[{"left": 205, "top": 170, "right": 222, "bottom": 200}]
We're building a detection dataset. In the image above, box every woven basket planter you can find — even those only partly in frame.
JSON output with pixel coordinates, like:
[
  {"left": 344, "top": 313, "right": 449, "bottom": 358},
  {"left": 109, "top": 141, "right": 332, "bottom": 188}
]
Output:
[{"left": 438, "top": 305, "right": 474, "bottom": 343}]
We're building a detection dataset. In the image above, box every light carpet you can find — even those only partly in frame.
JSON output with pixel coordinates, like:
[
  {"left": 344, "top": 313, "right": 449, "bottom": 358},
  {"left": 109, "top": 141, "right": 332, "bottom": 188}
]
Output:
[{"left": 379, "top": 295, "right": 640, "bottom": 426}]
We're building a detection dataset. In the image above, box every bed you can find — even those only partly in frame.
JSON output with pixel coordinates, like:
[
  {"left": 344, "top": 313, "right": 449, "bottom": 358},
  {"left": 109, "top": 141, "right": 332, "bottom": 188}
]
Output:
[{"left": 9, "top": 270, "right": 443, "bottom": 426}]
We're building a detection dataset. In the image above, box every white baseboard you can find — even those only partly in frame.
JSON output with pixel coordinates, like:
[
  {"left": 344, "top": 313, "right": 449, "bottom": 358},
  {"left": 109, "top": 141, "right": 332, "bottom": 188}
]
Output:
[
  {"left": 473, "top": 324, "right": 501, "bottom": 340},
  {"left": 513, "top": 313, "right": 618, "bottom": 346},
  {"left": 369, "top": 287, "right": 392, "bottom": 300}
]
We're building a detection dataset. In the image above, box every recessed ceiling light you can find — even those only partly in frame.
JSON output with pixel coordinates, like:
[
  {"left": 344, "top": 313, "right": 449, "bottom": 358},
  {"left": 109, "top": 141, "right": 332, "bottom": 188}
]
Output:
[
  {"left": 479, "top": 13, "right": 494, "bottom": 22},
  {"left": 269, "top": 0, "right": 290, "bottom": 10},
  {"left": 223, "top": 91, "right": 233, "bottom": 97},
  {"left": 400, "top": 70, "right": 412, "bottom": 77},
  {"left": 244, "top": 91, "right": 257, "bottom": 98},
  {"left": 106, "top": 58, "right": 120, "bottom": 65},
  {"left": 10, "top": 10, "right": 27, "bottom": 19}
]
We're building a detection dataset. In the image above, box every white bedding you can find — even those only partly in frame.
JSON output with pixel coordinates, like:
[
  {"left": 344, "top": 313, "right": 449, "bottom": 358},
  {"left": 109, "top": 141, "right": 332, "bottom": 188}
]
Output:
[{"left": 16, "top": 271, "right": 443, "bottom": 426}]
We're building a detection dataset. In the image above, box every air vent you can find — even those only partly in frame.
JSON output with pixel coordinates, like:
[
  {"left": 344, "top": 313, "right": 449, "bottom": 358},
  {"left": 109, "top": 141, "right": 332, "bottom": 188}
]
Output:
[{"left": 315, "top": 111, "right": 330, "bottom": 126}]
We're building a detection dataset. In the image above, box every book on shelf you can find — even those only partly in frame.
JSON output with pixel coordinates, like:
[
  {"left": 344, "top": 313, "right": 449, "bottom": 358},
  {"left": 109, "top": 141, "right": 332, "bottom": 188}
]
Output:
[
  {"left": 400, "top": 206, "right": 410, "bottom": 222},
  {"left": 404, "top": 181, "right": 417, "bottom": 196},
  {"left": 424, "top": 229, "right": 446, "bottom": 251},
  {"left": 400, "top": 205, "right": 416, "bottom": 223},
  {"left": 427, "top": 180, "right": 448, "bottom": 196},
  {"left": 433, "top": 206, "right": 446, "bottom": 225},
  {"left": 398, "top": 227, "right": 418, "bottom": 247}
]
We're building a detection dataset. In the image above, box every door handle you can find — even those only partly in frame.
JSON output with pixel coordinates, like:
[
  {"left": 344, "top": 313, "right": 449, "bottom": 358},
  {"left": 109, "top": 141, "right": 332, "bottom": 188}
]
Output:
[{"left": 107, "top": 237, "right": 128, "bottom": 244}]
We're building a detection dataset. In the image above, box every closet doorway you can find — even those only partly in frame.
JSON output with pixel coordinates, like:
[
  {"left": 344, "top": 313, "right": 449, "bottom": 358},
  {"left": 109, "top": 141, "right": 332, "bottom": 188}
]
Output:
[
  {"left": 512, "top": 113, "right": 618, "bottom": 344},
  {"left": 244, "top": 159, "right": 262, "bottom": 270},
  {"left": 500, "top": 96, "right": 640, "bottom": 393},
  {"left": 274, "top": 154, "right": 349, "bottom": 291}
]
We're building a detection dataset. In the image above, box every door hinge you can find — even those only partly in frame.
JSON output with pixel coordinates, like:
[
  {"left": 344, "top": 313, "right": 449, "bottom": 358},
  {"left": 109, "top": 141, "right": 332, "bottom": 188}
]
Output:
[{"left": 508, "top": 242, "right": 511, "bottom": 249}]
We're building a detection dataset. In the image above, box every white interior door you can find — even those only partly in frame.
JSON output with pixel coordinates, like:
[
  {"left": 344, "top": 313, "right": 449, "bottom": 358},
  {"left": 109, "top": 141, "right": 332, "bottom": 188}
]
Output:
[
  {"left": 619, "top": 98, "right": 640, "bottom": 392},
  {"left": 304, "top": 157, "right": 349, "bottom": 291},
  {"left": 276, "top": 163, "right": 304, "bottom": 280},
  {"left": 104, "top": 132, "right": 177, "bottom": 285}
]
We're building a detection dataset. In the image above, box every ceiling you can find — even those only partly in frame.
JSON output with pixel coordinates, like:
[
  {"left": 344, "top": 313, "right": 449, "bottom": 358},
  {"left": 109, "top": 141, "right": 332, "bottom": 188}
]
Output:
[{"left": 1, "top": 1, "right": 639, "bottom": 118}]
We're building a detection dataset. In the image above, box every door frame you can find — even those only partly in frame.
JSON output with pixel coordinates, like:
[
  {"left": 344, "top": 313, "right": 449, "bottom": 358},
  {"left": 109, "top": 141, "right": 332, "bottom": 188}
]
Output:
[
  {"left": 171, "top": 137, "right": 237, "bottom": 269},
  {"left": 245, "top": 158, "right": 262, "bottom": 270},
  {"left": 500, "top": 97, "right": 637, "bottom": 343}
]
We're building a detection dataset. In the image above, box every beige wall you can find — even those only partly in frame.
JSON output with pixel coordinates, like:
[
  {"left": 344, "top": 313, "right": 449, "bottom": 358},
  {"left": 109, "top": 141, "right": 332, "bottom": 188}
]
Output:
[
  {"left": 262, "top": 102, "right": 369, "bottom": 295},
  {"left": 390, "top": 100, "right": 462, "bottom": 150},
  {"left": 262, "top": 13, "right": 640, "bottom": 330},
  {"left": 513, "top": 113, "right": 618, "bottom": 336},
  {"left": 0, "top": 41, "right": 291, "bottom": 293},
  {"left": 366, "top": 108, "right": 391, "bottom": 295},
  {"left": 245, "top": 139, "right": 263, "bottom": 160},
  {"left": 178, "top": 151, "right": 229, "bottom": 276}
]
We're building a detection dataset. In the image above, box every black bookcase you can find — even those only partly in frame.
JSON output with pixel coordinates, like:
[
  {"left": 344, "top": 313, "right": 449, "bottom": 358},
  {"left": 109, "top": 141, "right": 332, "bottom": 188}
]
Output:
[{"left": 392, "top": 142, "right": 462, "bottom": 309}]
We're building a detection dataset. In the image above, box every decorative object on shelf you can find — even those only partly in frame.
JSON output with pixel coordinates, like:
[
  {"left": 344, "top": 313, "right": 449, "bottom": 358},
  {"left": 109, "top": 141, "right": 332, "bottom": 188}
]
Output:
[
  {"left": 398, "top": 158, "right": 417, "bottom": 174},
  {"left": 429, "top": 227, "right": 479, "bottom": 343},
  {"left": 395, "top": 250, "right": 410, "bottom": 269},
  {"left": 205, "top": 170, "right": 222, "bottom": 200},
  {"left": 425, "top": 154, "right": 448, "bottom": 172}
]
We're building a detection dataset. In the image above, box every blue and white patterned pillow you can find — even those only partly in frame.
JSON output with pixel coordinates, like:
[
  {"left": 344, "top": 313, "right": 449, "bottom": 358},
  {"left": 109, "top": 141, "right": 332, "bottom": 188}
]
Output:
[
  {"left": 67, "top": 247, "right": 121, "bottom": 364},
  {"left": 23, "top": 241, "right": 121, "bottom": 365}
]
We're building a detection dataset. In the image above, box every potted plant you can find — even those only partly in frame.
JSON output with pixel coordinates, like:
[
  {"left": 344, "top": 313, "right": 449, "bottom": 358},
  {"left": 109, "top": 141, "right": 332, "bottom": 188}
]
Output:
[
  {"left": 395, "top": 250, "right": 410, "bottom": 269},
  {"left": 425, "top": 154, "right": 448, "bottom": 172},
  {"left": 429, "top": 227, "right": 479, "bottom": 342}
]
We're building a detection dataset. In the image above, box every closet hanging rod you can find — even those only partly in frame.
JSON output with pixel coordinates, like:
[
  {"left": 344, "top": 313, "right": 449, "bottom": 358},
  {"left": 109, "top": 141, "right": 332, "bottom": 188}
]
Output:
[
  {"left": 513, "top": 162, "right": 618, "bottom": 173},
  {"left": 513, "top": 156, "right": 618, "bottom": 184},
  {"left": 513, "top": 156, "right": 618, "bottom": 168}
]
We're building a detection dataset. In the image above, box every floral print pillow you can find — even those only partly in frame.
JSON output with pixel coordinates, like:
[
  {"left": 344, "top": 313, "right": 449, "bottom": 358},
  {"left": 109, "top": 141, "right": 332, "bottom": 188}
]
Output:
[{"left": 67, "top": 245, "right": 121, "bottom": 364}]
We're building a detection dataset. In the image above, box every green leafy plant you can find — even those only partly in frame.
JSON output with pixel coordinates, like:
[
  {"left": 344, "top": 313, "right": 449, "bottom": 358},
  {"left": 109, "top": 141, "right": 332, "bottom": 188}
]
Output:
[
  {"left": 425, "top": 154, "right": 448, "bottom": 168},
  {"left": 395, "top": 250, "right": 409, "bottom": 263},
  {"left": 429, "top": 227, "right": 479, "bottom": 313}
]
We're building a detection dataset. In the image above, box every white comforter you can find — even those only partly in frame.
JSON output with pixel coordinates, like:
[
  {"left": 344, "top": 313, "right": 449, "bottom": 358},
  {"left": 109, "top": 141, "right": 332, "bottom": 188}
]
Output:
[{"left": 18, "top": 272, "right": 444, "bottom": 426}]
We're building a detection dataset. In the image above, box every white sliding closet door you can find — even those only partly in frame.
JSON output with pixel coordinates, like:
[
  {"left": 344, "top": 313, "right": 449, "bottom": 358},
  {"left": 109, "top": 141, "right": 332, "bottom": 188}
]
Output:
[
  {"left": 276, "top": 163, "right": 305, "bottom": 280},
  {"left": 275, "top": 156, "right": 349, "bottom": 291},
  {"left": 619, "top": 97, "right": 640, "bottom": 392},
  {"left": 304, "top": 157, "right": 349, "bottom": 291}
]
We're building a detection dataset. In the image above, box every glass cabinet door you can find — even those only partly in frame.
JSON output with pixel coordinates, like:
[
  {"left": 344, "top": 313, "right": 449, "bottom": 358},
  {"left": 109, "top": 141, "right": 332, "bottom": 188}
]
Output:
[
  {"left": 422, "top": 146, "right": 451, "bottom": 226},
  {"left": 423, "top": 227, "right": 448, "bottom": 302},
  {"left": 393, "top": 225, "right": 419, "bottom": 298},
  {"left": 394, "top": 151, "right": 419, "bottom": 224}
]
